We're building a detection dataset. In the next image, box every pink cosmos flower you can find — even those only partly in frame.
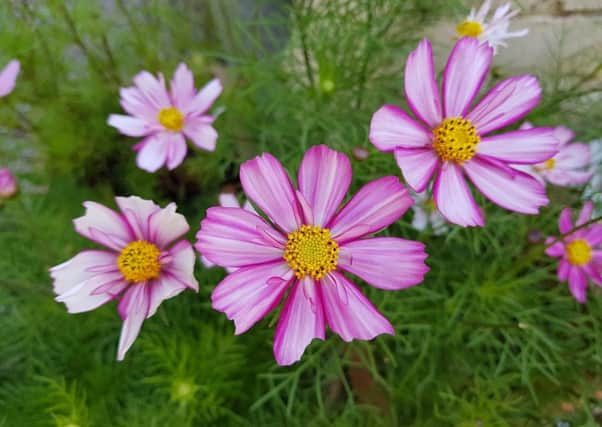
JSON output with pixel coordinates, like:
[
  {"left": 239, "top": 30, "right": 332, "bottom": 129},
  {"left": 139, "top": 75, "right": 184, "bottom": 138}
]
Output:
[
  {"left": 514, "top": 122, "right": 592, "bottom": 187},
  {"left": 0, "top": 168, "right": 18, "bottom": 198},
  {"left": 370, "top": 37, "right": 558, "bottom": 227},
  {"left": 0, "top": 60, "right": 20, "bottom": 97},
  {"left": 50, "top": 196, "right": 199, "bottom": 360},
  {"left": 108, "top": 63, "right": 222, "bottom": 172},
  {"left": 545, "top": 202, "right": 602, "bottom": 303},
  {"left": 196, "top": 145, "right": 429, "bottom": 365}
]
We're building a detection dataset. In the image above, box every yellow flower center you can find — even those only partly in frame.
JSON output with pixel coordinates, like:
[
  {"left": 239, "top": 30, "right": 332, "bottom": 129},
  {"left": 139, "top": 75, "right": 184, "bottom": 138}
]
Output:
[
  {"left": 565, "top": 239, "right": 592, "bottom": 266},
  {"left": 433, "top": 117, "right": 480, "bottom": 163},
  {"left": 117, "top": 240, "right": 162, "bottom": 283},
  {"left": 284, "top": 225, "right": 339, "bottom": 280},
  {"left": 456, "top": 20, "right": 484, "bottom": 38},
  {"left": 158, "top": 107, "right": 184, "bottom": 131},
  {"left": 543, "top": 159, "right": 556, "bottom": 170}
]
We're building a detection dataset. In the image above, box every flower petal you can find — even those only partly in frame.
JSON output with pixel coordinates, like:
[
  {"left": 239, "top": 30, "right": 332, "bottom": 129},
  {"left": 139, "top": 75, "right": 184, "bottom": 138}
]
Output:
[
  {"left": 132, "top": 71, "right": 171, "bottom": 110},
  {"left": 369, "top": 105, "right": 433, "bottom": 151},
  {"left": 195, "top": 207, "right": 284, "bottom": 268},
  {"left": 544, "top": 240, "right": 564, "bottom": 258},
  {"left": 120, "top": 86, "right": 158, "bottom": 122},
  {"left": 556, "top": 143, "right": 591, "bottom": 169},
  {"left": 584, "top": 225, "right": 602, "bottom": 247},
  {"left": 442, "top": 37, "right": 493, "bottom": 117},
  {"left": 463, "top": 157, "right": 548, "bottom": 214},
  {"left": 183, "top": 119, "right": 218, "bottom": 152},
  {"left": 163, "top": 240, "right": 199, "bottom": 291},
  {"left": 73, "top": 202, "right": 133, "bottom": 251},
  {"left": 55, "top": 272, "right": 126, "bottom": 314},
  {"left": 212, "top": 261, "right": 293, "bottom": 335},
  {"left": 0, "top": 60, "right": 20, "bottom": 97},
  {"left": 404, "top": 39, "right": 442, "bottom": 127},
  {"left": 297, "top": 145, "right": 352, "bottom": 227},
  {"left": 146, "top": 275, "right": 190, "bottom": 318},
  {"left": 329, "top": 176, "right": 413, "bottom": 243},
  {"left": 108, "top": 114, "right": 153, "bottom": 137},
  {"left": 568, "top": 266, "right": 588, "bottom": 303},
  {"left": 545, "top": 170, "right": 593, "bottom": 187},
  {"left": 240, "top": 153, "right": 303, "bottom": 233},
  {"left": 117, "top": 283, "right": 151, "bottom": 360},
  {"left": 394, "top": 147, "right": 440, "bottom": 192},
  {"left": 558, "top": 259, "right": 570, "bottom": 281},
  {"left": 477, "top": 127, "right": 558, "bottom": 164},
  {"left": 273, "top": 277, "right": 325, "bottom": 366},
  {"left": 219, "top": 193, "right": 240, "bottom": 208},
  {"left": 115, "top": 196, "right": 161, "bottom": 241},
  {"left": 467, "top": 75, "right": 541, "bottom": 135},
  {"left": 319, "top": 272, "right": 394, "bottom": 342},
  {"left": 339, "top": 237, "right": 429, "bottom": 290},
  {"left": 166, "top": 132, "right": 188, "bottom": 170},
  {"left": 147, "top": 202, "right": 189, "bottom": 249},
  {"left": 433, "top": 162, "right": 484, "bottom": 227},
  {"left": 136, "top": 134, "right": 169, "bottom": 173},
  {"left": 170, "top": 63, "right": 196, "bottom": 111},
  {"left": 554, "top": 126, "right": 575, "bottom": 146},
  {"left": 557, "top": 207, "right": 573, "bottom": 234},
  {"left": 184, "top": 78, "right": 222, "bottom": 116},
  {"left": 577, "top": 201, "right": 594, "bottom": 227}
]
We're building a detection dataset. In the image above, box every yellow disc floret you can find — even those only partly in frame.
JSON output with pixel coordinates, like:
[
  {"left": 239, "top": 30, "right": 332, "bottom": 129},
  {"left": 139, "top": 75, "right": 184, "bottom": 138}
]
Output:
[
  {"left": 284, "top": 225, "right": 339, "bottom": 280},
  {"left": 565, "top": 239, "right": 592, "bottom": 266},
  {"left": 158, "top": 107, "right": 184, "bottom": 131},
  {"left": 117, "top": 240, "right": 162, "bottom": 283},
  {"left": 433, "top": 117, "right": 480, "bottom": 163},
  {"left": 456, "top": 20, "right": 484, "bottom": 38}
]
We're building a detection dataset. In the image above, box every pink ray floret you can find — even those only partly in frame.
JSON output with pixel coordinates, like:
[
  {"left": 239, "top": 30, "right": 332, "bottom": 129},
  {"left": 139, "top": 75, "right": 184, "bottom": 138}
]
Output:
[
  {"left": 0, "top": 167, "right": 18, "bottom": 198},
  {"left": 196, "top": 145, "right": 429, "bottom": 366},
  {"left": 50, "top": 196, "right": 199, "bottom": 360},
  {"left": 0, "top": 60, "right": 20, "bottom": 97}
]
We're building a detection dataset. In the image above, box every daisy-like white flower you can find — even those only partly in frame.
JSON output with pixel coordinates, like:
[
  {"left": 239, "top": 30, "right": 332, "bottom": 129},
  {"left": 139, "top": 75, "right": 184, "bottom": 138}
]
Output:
[
  {"left": 514, "top": 122, "right": 592, "bottom": 187},
  {"left": 456, "top": 0, "right": 528, "bottom": 53},
  {"left": 50, "top": 196, "right": 199, "bottom": 360},
  {"left": 196, "top": 145, "right": 429, "bottom": 365},
  {"left": 545, "top": 202, "right": 602, "bottom": 303},
  {"left": 411, "top": 191, "right": 448, "bottom": 235},
  {"left": 0, "top": 60, "right": 19, "bottom": 97},
  {"left": 108, "top": 63, "right": 222, "bottom": 172},
  {"left": 0, "top": 168, "right": 17, "bottom": 198},
  {"left": 370, "top": 37, "right": 558, "bottom": 227}
]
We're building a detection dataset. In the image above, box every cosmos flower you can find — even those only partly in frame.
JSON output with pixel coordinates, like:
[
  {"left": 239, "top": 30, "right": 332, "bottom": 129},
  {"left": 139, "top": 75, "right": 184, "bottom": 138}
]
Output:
[
  {"left": 456, "top": 0, "right": 528, "bottom": 53},
  {"left": 411, "top": 191, "right": 448, "bottom": 235},
  {"left": 545, "top": 202, "right": 602, "bottom": 303},
  {"left": 370, "top": 37, "right": 558, "bottom": 227},
  {"left": 50, "top": 196, "right": 198, "bottom": 360},
  {"left": 515, "top": 122, "right": 592, "bottom": 187},
  {"left": 108, "top": 63, "right": 222, "bottom": 172},
  {"left": 0, "top": 60, "right": 20, "bottom": 97},
  {"left": 0, "top": 168, "right": 18, "bottom": 198},
  {"left": 584, "top": 139, "right": 602, "bottom": 209},
  {"left": 196, "top": 145, "right": 429, "bottom": 365}
]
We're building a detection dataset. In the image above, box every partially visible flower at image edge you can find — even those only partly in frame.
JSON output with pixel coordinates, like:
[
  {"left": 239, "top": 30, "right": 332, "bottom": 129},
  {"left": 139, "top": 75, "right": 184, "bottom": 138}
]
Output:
[
  {"left": 50, "top": 196, "right": 198, "bottom": 360},
  {"left": 545, "top": 201, "right": 602, "bottom": 303},
  {"left": 196, "top": 144, "right": 429, "bottom": 366},
  {"left": 456, "top": 0, "right": 528, "bottom": 54},
  {"left": 0, "top": 59, "right": 20, "bottom": 97},
  {"left": 108, "top": 63, "right": 222, "bottom": 172},
  {"left": 0, "top": 168, "right": 18, "bottom": 198},
  {"left": 370, "top": 37, "right": 558, "bottom": 227}
]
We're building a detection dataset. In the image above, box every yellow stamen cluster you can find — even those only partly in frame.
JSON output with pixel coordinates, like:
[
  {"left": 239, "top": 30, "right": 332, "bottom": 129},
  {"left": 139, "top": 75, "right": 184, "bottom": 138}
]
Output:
[
  {"left": 456, "top": 20, "right": 484, "bottom": 38},
  {"left": 565, "top": 239, "right": 592, "bottom": 266},
  {"left": 117, "top": 240, "right": 162, "bottom": 283},
  {"left": 433, "top": 117, "right": 480, "bottom": 163},
  {"left": 284, "top": 225, "right": 339, "bottom": 280},
  {"left": 158, "top": 107, "right": 184, "bottom": 131}
]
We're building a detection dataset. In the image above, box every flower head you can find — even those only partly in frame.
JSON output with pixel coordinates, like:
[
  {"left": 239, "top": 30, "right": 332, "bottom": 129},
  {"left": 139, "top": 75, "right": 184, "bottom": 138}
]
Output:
[
  {"left": 370, "top": 37, "right": 558, "bottom": 227},
  {"left": 456, "top": 0, "right": 528, "bottom": 53},
  {"left": 545, "top": 202, "right": 602, "bottom": 303},
  {"left": 50, "top": 196, "right": 199, "bottom": 360},
  {"left": 108, "top": 63, "right": 222, "bottom": 172},
  {"left": 196, "top": 145, "right": 429, "bottom": 365},
  {"left": 0, "top": 168, "right": 18, "bottom": 198},
  {"left": 0, "top": 60, "right": 20, "bottom": 97}
]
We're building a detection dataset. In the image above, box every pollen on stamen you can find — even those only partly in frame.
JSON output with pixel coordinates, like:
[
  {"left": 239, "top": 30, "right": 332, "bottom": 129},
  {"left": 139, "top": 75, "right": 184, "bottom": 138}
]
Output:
[
  {"left": 117, "top": 240, "right": 162, "bottom": 283},
  {"left": 433, "top": 117, "right": 480, "bottom": 163},
  {"left": 284, "top": 225, "right": 339, "bottom": 280},
  {"left": 456, "top": 20, "right": 484, "bottom": 38},
  {"left": 565, "top": 239, "right": 592, "bottom": 266},
  {"left": 158, "top": 107, "right": 184, "bottom": 132}
]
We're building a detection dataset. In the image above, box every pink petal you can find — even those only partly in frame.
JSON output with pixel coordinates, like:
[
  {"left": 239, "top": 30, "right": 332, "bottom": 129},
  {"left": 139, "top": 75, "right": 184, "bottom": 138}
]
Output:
[
  {"left": 119, "top": 86, "right": 158, "bottom": 122},
  {"left": 218, "top": 193, "right": 240, "bottom": 208},
  {"left": 132, "top": 71, "right": 171, "bottom": 110},
  {"left": 553, "top": 126, "right": 575, "bottom": 145},
  {"left": 467, "top": 75, "right": 541, "bottom": 135},
  {"left": 166, "top": 132, "right": 187, "bottom": 170},
  {"left": 319, "top": 272, "right": 394, "bottom": 342},
  {"left": 212, "top": 261, "right": 293, "bottom": 335},
  {"left": 170, "top": 63, "right": 196, "bottom": 111},
  {"left": 73, "top": 202, "right": 133, "bottom": 251},
  {"left": 148, "top": 202, "right": 189, "bottom": 249},
  {"left": 555, "top": 143, "right": 591, "bottom": 169},
  {"left": 577, "top": 201, "right": 594, "bottom": 226},
  {"left": 463, "top": 157, "right": 548, "bottom": 214},
  {"left": 297, "top": 145, "right": 352, "bottom": 227},
  {"left": 115, "top": 196, "right": 160, "bottom": 241},
  {"left": 339, "top": 237, "right": 429, "bottom": 290},
  {"left": 162, "top": 240, "right": 199, "bottom": 291},
  {"left": 0, "top": 60, "right": 20, "bottom": 97},
  {"left": 558, "top": 259, "right": 570, "bottom": 281},
  {"left": 558, "top": 207, "right": 573, "bottom": 234},
  {"left": 584, "top": 263, "right": 602, "bottom": 286},
  {"left": 50, "top": 250, "right": 120, "bottom": 296},
  {"left": 184, "top": 78, "right": 222, "bottom": 116},
  {"left": 545, "top": 241, "right": 564, "bottom": 258},
  {"left": 568, "top": 266, "right": 588, "bottom": 303},
  {"left": 369, "top": 105, "right": 433, "bottom": 151},
  {"left": 108, "top": 114, "right": 153, "bottom": 137},
  {"left": 545, "top": 170, "right": 593, "bottom": 187},
  {"left": 273, "top": 277, "right": 325, "bottom": 366},
  {"left": 329, "top": 176, "right": 414, "bottom": 243},
  {"left": 117, "top": 283, "right": 151, "bottom": 360},
  {"left": 394, "top": 147, "right": 440, "bottom": 192},
  {"left": 442, "top": 37, "right": 493, "bottom": 117},
  {"left": 584, "top": 225, "right": 602, "bottom": 247},
  {"left": 147, "top": 275, "right": 189, "bottom": 318},
  {"left": 433, "top": 162, "right": 484, "bottom": 227},
  {"left": 136, "top": 134, "right": 169, "bottom": 172},
  {"left": 195, "top": 207, "right": 284, "bottom": 268},
  {"left": 477, "top": 127, "right": 558, "bottom": 164},
  {"left": 404, "top": 39, "right": 442, "bottom": 127},
  {"left": 183, "top": 119, "right": 218, "bottom": 152},
  {"left": 240, "top": 153, "right": 303, "bottom": 234},
  {"left": 55, "top": 273, "right": 126, "bottom": 314}
]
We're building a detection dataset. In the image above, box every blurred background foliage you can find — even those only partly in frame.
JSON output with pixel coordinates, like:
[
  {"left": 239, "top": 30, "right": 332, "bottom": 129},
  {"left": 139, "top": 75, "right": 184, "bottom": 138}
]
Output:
[{"left": 0, "top": 0, "right": 601, "bottom": 426}]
